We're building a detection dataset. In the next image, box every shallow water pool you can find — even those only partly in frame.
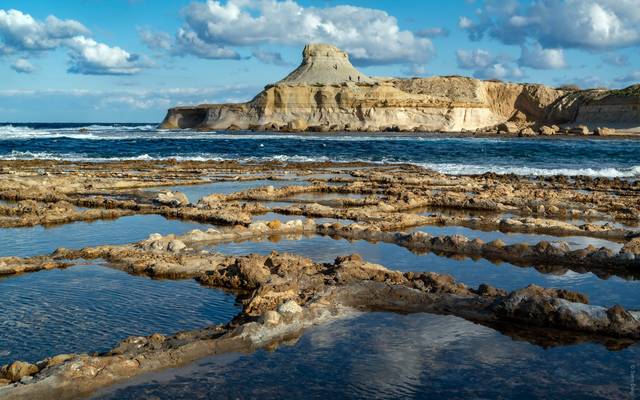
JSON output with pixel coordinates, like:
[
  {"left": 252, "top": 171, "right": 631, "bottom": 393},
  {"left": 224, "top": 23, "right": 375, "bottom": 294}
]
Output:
[
  {"left": 208, "top": 234, "right": 640, "bottom": 308},
  {"left": 0, "top": 214, "right": 212, "bottom": 257},
  {"left": 411, "top": 224, "right": 624, "bottom": 251},
  {"left": 93, "top": 311, "right": 640, "bottom": 399},
  {"left": 0, "top": 263, "right": 239, "bottom": 365},
  {"left": 150, "top": 179, "right": 309, "bottom": 203}
]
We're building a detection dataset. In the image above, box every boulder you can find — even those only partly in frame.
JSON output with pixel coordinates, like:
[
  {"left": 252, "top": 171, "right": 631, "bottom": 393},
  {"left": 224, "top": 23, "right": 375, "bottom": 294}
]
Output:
[
  {"left": 496, "top": 122, "right": 519, "bottom": 134},
  {"left": 539, "top": 125, "right": 556, "bottom": 135},
  {"left": 154, "top": 191, "right": 189, "bottom": 207},
  {"left": 287, "top": 119, "right": 308, "bottom": 132},
  {"left": 3, "top": 361, "right": 38, "bottom": 382},
  {"left": 569, "top": 125, "right": 590, "bottom": 135},
  {"left": 594, "top": 127, "right": 615, "bottom": 136},
  {"left": 518, "top": 127, "right": 536, "bottom": 136}
]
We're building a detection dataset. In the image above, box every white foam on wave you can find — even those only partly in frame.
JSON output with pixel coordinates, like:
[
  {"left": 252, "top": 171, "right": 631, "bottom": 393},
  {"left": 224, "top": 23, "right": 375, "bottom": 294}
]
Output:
[
  {"left": 1, "top": 150, "right": 637, "bottom": 178},
  {"left": 419, "top": 163, "right": 640, "bottom": 178},
  {"left": 0, "top": 124, "right": 158, "bottom": 140}
]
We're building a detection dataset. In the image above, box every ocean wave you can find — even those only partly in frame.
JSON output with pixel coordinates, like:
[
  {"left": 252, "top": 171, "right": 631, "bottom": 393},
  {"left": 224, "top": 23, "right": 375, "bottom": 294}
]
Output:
[
  {"left": 1, "top": 150, "right": 638, "bottom": 178},
  {"left": 0, "top": 124, "right": 158, "bottom": 140},
  {"left": 418, "top": 163, "right": 640, "bottom": 178},
  {"left": 0, "top": 126, "right": 515, "bottom": 142}
]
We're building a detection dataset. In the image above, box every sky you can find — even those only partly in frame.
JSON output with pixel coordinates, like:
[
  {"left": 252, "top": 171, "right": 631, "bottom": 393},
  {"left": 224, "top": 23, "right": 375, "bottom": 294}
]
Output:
[{"left": 1, "top": 0, "right": 640, "bottom": 122}]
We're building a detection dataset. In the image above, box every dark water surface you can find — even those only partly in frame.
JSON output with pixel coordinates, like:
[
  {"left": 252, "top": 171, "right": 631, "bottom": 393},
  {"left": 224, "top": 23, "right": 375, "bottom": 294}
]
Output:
[
  {"left": 0, "top": 215, "right": 212, "bottom": 257},
  {"left": 208, "top": 234, "right": 640, "bottom": 309},
  {"left": 93, "top": 312, "right": 639, "bottom": 399},
  {"left": 1, "top": 124, "right": 640, "bottom": 178},
  {"left": 0, "top": 263, "right": 239, "bottom": 365}
]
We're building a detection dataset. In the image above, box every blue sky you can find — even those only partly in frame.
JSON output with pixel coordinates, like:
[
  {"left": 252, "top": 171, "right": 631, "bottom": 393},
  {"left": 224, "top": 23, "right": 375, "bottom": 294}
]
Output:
[{"left": 1, "top": 0, "right": 639, "bottom": 122}]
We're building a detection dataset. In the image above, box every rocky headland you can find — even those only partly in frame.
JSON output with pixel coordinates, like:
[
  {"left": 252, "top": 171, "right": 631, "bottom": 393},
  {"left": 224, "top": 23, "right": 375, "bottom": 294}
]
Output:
[{"left": 161, "top": 43, "right": 640, "bottom": 135}]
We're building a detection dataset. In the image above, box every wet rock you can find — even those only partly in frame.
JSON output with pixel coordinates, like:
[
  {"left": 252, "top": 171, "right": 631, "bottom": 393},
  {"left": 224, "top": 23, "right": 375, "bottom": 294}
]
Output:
[
  {"left": 278, "top": 300, "right": 303, "bottom": 316},
  {"left": 154, "top": 191, "right": 189, "bottom": 207},
  {"left": 261, "top": 310, "right": 281, "bottom": 326},
  {"left": 3, "top": 361, "right": 39, "bottom": 382},
  {"left": 167, "top": 239, "right": 186, "bottom": 253}
]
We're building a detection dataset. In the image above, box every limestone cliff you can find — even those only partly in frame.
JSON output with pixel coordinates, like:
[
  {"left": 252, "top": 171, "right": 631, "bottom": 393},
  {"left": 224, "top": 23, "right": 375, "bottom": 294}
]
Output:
[{"left": 161, "top": 43, "right": 640, "bottom": 132}]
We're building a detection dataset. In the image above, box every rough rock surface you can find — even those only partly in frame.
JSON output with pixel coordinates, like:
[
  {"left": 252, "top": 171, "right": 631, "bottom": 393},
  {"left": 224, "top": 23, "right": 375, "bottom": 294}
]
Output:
[{"left": 161, "top": 44, "right": 640, "bottom": 133}]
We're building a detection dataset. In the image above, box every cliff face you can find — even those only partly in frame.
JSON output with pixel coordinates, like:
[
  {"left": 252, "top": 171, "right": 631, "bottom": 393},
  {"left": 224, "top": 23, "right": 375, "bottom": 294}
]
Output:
[{"left": 161, "top": 44, "right": 640, "bottom": 132}]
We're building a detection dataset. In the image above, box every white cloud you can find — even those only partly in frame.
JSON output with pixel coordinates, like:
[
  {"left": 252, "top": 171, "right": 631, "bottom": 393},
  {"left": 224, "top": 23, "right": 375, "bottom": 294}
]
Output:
[
  {"left": 10, "top": 58, "right": 34, "bottom": 73},
  {"left": 460, "top": 0, "right": 640, "bottom": 50},
  {"left": 138, "top": 28, "right": 172, "bottom": 50},
  {"left": 171, "top": 0, "right": 434, "bottom": 66},
  {"left": 0, "top": 8, "right": 148, "bottom": 75},
  {"left": 519, "top": 43, "right": 567, "bottom": 69},
  {"left": 0, "top": 9, "right": 89, "bottom": 53},
  {"left": 0, "top": 85, "right": 261, "bottom": 121},
  {"left": 415, "top": 27, "right": 449, "bottom": 38},
  {"left": 457, "top": 49, "right": 494, "bottom": 69},
  {"left": 174, "top": 27, "right": 240, "bottom": 59},
  {"left": 65, "top": 36, "right": 150, "bottom": 75},
  {"left": 251, "top": 49, "right": 289, "bottom": 66},
  {"left": 456, "top": 48, "right": 523, "bottom": 80}
]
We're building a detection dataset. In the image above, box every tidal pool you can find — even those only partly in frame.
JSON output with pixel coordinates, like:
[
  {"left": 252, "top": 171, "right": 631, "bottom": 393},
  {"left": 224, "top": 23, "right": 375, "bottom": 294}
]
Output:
[
  {"left": 207, "top": 234, "right": 640, "bottom": 308},
  {"left": 149, "top": 179, "right": 309, "bottom": 203},
  {"left": 0, "top": 215, "right": 212, "bottom": 257},
  {"left": 410, "top": 225, "right": 624, "bottom": 251},
  {"left": 93, "top": 312, "right": 640, "bottom": 399},
  {"left": 0, "top": 263, "right": 239, "bottom": 365},
  {"left": 252, "top": 211, "right": 353, "bottom": 226}
]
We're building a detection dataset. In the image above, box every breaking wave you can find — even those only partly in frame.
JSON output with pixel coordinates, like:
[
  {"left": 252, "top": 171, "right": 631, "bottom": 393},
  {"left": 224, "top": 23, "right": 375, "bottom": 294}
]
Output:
[{"left": 1, "top": 150, "right": 638, "bottom": 178}]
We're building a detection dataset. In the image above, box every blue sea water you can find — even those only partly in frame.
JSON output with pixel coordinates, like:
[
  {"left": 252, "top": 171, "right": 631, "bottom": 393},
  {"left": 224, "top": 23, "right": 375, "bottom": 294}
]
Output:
[
  {"left": 1, "top": 123, "right": 639, "bottom": 177},
  {"left": 2, "top": 123, "right": 640, "bottom": 398}
]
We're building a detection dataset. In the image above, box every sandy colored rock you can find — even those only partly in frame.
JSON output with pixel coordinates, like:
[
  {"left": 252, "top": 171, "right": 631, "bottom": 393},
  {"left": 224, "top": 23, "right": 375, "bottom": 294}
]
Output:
[{"left": 594, "top": 127, "right": 615, "bottom": 136}]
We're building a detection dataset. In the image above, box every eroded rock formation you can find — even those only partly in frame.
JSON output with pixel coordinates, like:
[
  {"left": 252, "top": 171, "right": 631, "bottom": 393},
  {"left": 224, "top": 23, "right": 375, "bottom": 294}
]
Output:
[{"left": 161, "top": 43, "right": 640, "bottom": 133}]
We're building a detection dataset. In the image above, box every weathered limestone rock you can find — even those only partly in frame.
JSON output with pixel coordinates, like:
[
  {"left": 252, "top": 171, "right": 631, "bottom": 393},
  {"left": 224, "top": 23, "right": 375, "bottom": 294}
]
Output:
[
  {"left": 569, "top": 125, "right": 590, "bottom": 135},
  {"left": 519, "top": 127, "right": 536, "bottom": 136},
  {"left": 539, "top": 125, "right": 556, "bottom": 135},
  {"left": 2, "top": 361, "right": 38, "bottom": 382},
  {"left": 160, "top": 44, "right": 568, "bottom": 133},
  {"left": 497, "top": 122, "right": 519, "bottom": 134},
  {"left": 594, "top": 126, "right": 615, "bottom": 136},
  {"left": 154, "top": 191, "right": 189, "bottom": 207}
]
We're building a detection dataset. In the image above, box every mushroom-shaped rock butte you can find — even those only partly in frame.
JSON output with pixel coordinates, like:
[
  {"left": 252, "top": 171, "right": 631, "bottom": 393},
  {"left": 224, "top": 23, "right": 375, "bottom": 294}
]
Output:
[{"left": 160, "top": 43, "right": 640, "bottom": 133}]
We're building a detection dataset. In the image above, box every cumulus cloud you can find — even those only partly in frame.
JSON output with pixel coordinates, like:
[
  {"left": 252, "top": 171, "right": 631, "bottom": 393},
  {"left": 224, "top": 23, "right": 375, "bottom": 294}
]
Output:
[
  {"left": 0, "top": 8, "right": 148, "bottom": 75},
  {"left": 10, "top": 58, "right": 34, "bottom": 73},
  {"left": 415, "top": 27, "right": 449, "bottom": 38},
  {"left": 0, "top": 85, "right": 260, "bottom": 121},
  {"left": 0, "top": 9, "right": 89, "bottom": 53},
  {"left": 138, "top": 28, "right": 172, "bottom": 50},
  {"left": 251, "top": 50, "right": 289, "bottom": 66},
  {"left": 460, "top": 0, "right": 640, "bottom": 50},
  {"left": 163, "top": 0, "right": 433, "bottom": 66},
  {"left": 456, "top": 48, "right": 523, "bottom": 80},
  {"left": 174, "top": 27, "right": 240, "bottom": 59},
  {"left": 65, "top": 36, "right": 151, "bottom": 75},
  {"left": 518, "top": 43, "right": 567, "bottom": 69}
]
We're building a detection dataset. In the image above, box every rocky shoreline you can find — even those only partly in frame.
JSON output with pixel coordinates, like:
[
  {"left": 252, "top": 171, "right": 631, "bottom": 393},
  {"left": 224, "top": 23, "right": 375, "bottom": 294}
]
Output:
[
  {"left": 0, "top": 158, "right": 639, "bottom": 398},
  {"left": 161, "top": 44, "right": 640, "bottom": 135}
]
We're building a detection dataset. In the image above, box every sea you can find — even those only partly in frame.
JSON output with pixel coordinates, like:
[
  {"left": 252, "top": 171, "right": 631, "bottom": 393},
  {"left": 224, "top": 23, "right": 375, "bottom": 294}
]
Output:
[{"left": 1, "top": 122, "right": 639, "bottom": 178}]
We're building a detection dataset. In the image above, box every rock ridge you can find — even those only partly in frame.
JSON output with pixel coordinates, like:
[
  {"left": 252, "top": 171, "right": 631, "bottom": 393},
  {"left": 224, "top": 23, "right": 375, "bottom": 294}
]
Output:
[{"left": 161, "top": 43, "right": 640, "bottom": 133}]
